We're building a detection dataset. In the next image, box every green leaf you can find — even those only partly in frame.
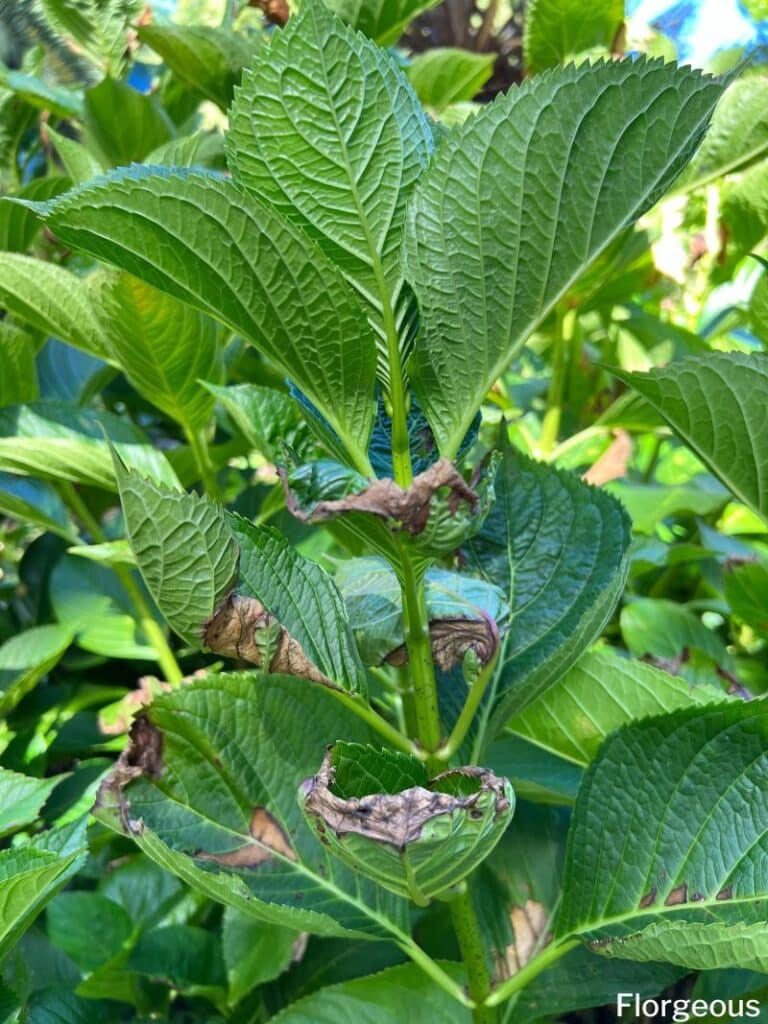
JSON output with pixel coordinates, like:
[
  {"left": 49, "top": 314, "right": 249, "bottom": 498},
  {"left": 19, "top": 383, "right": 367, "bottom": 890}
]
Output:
[
  {"left": 138, "top": 23, "right": 259, "bottom": 110},
  {"left": 0, "top": 473, "right": 76, "bottom": 540},
  {"left": 84, "top": 77, "right": 174, "bottom": 166},
  {"left": 724, "top": 558, "right": 768, "bottom": 637},
  {"left": 0, "top": 255, "right": 108, "bottom": 359},
  {"left": 67, "top": 540, "right": 136, "bottom": 568},
  {"left": 98, "top": 674, "right": 411, "bottom": 940},
  {"left": 203, "top": 382, "right": 305, "bottom": 460},
  {"left": 49, "top": 554, "right": 159, "bottom": 661},
  {"left": 605, "top": 480, "right": 728, "bottom": 534},
  {"left": 406, "top": 48, "right": 495, "bottom": 112},
  {"left": 485, "top": 734, "right": 582, "bottom": 805},
  {"left": 0, "top": 769, "right": 66, "bottom": 838},
  {"left": 330, "top": 742, "right": 428, "bottom": 797},
  {"left": 612, "top": 353, "right": 768, "bottom": 521},
  {"left": 267, "top": 961, "right": 468, "bottom": 1022},
  {"left": 0, "top": 68, "right": 83, "bottom": 119},
  {"left": 39, "top": 0, "right": 142, "bottom": 76},
  {"left": 47, "top": 893, "right": 133, "bottom": 972},
  {"left": 556, "top": 702, "right": 768, "bottom": 973},
  {"left": 523, "top": 0, "right": 624, "bottom": 73},
  {"left": 323, "top": 0, "right": 444, "bottom": 45},
  {"left": 227, "top": 1, "right": 432, "bottom": 383},
  {"left": 129, "top": 924, "right": 226, "bottom": 992},
  {"left": 0, "top": 321, "right": 38, "bottom": 407},
  {"left": 507, "top": 648, "right": 731, "bottom": 768},
  {"left": 222, "top": 909, "right": 298, "bottom": 1003},
  {"left": 95, "top": 272, "right": 223, "bottom": 433},
  {"left": 0, "top": 176, "right": 70, "bottom": 252},
  {"left": 47, "top": 126, "right": 104, "bottom": 186},
  {"left": 464, "top": 448, "right": 630, "bottom": 735},
  {"left": 678, "top": 75, "right": 768, "bottom": 191},
  {"left": 0, "top": 402, "right": 180, "bottom": 490},
  {"left": 37, "top": 167, "right": 377, "bottom": 465},
  {"left": 405, "top": 58, "right": 723, "bottom": 456},
  {"left": 114, "top": 459, "right": 238, "bottom": 647},
  {"left": 0, "top": 846, "right": 83, "bottom": 962},
  {"left": 0, "top": 624, "right": 73, "bottom": 717},
  {"left": 228, "top": 514, "right": 367, "bottom": 692}
]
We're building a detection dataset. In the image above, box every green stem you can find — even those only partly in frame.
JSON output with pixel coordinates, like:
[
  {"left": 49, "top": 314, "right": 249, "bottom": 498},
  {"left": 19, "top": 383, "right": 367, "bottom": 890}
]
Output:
[
  {"left": 398, "top": 544, "right": 442, "bottom": 762},
  {"left": 186, "top": 426, "right": 219, "bottom": 500},
  {"left": 485, "top": 938, "right": 579, "bottom": 1008},
  {"left": 435, "top": 654, "right": 498, "bottom": 764},
  {"left": 374, "top": 254, "right": 412, "bottom": 487},
  {"left": 221, "top": 0, "right": 238, "bottom": 25},
  {"left": 448, "top": 886, "right": 495, "bottom": 1023},
  {"left": 61, "top": 482, "right": 183, "bottom": 685},
  {"left": 327, "top": 689, "right": 423, "bottom": 758},
  {"left": 539, "top": 306, "right": 576, "bottom": 456},
  {"left": 397, "top": 935, "right": 475, "bottom": 1009}
]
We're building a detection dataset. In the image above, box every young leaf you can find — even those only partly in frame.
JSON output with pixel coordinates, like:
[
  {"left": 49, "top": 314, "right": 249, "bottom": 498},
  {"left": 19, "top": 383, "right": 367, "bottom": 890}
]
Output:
[
  {"left": 0, "top": 624, "right": 73, "bottom": 716},
  {"left": 0, "top": 254, "right": 108, "bottom": 359},
  {"left": 612, "top": 353, "right": 768, "bottom": 521},
  {"left": 227, "top": 1, "right": 433, "bottom": 381},
  {"left": 47, "top": 126, "right": 104, "bottom": 186},
  {"left": 523, "top": 0, "right": 624, "bottom": 73},
  {"left": 507, "top": 648, "right": 731, "bottom": 768},
  {"left": 407, "top": 48, "right": 495, "bottom": 112},
  {"left": 95, "top": 272, "right": 224, "bottom": 434},
  {"left": 406, "top": 58, "right": 724, "bottom": 456},
  {"left": 556, "top": 702, "right": 768, "bottom": 972},
  {"left": 34, "top": 168, "right": 377, "bottom": 465},
  {"left": 138, "top": 23, "right": 259, "bottom": 110},
  {"left": 464, "top": 448, "right": 630, "bottom": 735},
  {"left": 324, "top": 0, "right": 444, "bottom": 46}
]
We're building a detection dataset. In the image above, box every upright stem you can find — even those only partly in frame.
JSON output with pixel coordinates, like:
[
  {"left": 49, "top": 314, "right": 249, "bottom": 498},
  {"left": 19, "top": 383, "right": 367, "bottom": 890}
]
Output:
[
  {"left": 185, "top": 426, "right": 219, "bottom": 500},
  {"left": 61, "top": 482, "right": 183, "bottom": 685},
  {"left": 448, "top": 886, "right": 496, "bottom": 1023},
  {"left": 436, "top": 654, "right": 498, "bottom": 764},
  {"left": 398, "top": 543, "right": 442, "bottom": 762},
  {"left": 539, "top": 306, "right": 576, "bottom": 456}
]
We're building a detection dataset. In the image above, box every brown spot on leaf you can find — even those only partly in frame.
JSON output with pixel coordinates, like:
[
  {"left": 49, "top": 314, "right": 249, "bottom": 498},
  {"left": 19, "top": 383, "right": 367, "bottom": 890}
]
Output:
[
  {"left": 203, "top": 593, "right": 335, "bottom": 688},
  {"left": 582, "top": 429, "right": 632, "bottom": 486},
  {"left": 195, "top": 807, "right": 296, "bottom": 868},
  {"left": 639, "top": 888, "right": 657, "bottom": 908},
  {"left": 502, "top": 900, "right": 549, "bottom": 977},
  {"left": 716, "top": 885, "right": 733, "bottom": 901},
  {"left": 95, "top": 715, "right": 164, "bottom": 828},
  {"left": 386, "top": 613, "right": 499, "bottom": 671},
  {"left": 664, "top": 883, "right": 688, "bottom": 906},
  {"left": 301, "top": 754, "right": 510, "bottom": 852},
  {"left": 282, "top": 458, "right": 478, "bottom": 536}
]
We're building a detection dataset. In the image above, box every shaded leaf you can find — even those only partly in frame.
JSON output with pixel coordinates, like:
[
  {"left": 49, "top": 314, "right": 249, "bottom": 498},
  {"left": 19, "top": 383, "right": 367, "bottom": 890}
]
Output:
[
  {"left": 0, "top": 176, "right": 70, "bottom": 252},
  {"left": 0, "top": 769, "right": 66, "bottom": 838},
  {"left": 0, "top": 321, "right": 37, "bottom": 408},
  {"left": 407, "top": 48, "right": 495, "bottom": 112},
  {"left": 0, "top": 624, "right": 73, "bottom": 717},
  {"left": 724, "top": 558, "right": 768, "bottom": 637},
  {"left": 0, "top": 473, "right": 76, "bottom": 540},
  {"left": 523, "top": 0, "right": 623, "bottom": 72},
  {"left": 324, "top": 0, "right": 444, "bottom": 46},
  {"left": 222, "top": 909, "right": 298, "bottom": 1003},
  {"left": 84, "top": 77, "right": 174, "bottom": 166},
  {"left": 47, "top": 892, "right": 133, "bottom": 972}
]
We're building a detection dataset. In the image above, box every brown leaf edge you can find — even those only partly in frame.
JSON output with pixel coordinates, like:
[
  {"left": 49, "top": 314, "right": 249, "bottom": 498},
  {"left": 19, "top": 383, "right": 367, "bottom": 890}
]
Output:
[
  {"left": 386, "top": 610, "right": 500, "bottom": 671},
  {"left": 301, "top": 751, "right": 511, "bottom": 852},
  {"left": 282, "top": 457, "right": 479, "bottom": 536}
]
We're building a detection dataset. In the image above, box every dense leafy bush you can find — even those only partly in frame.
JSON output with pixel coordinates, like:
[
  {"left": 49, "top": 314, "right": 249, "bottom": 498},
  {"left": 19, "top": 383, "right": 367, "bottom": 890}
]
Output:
[{"left": 1, "top": 1, "right": 768, "bottom": 1021}]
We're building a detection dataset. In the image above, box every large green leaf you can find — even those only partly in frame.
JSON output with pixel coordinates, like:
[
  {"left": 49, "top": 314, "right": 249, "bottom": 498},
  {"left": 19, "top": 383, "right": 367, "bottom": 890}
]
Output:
[
  {"left": 507, "top": 648, "right": 730, "bottom": 767},
  {"left": 407, "top": 48, "right": 495, "bottom": 113},
  {"left": 0, "top": 402, "right": 180, "bottom": 490},
  {"left": 523, "top": 0, "right": 624, "bottom": 73},
  {"left": 464, "top": 449, "right": 630, "bottom": 738},
  {"left": 405, "top": 58, "right": 723, "bottom": 456},
  {"left": 222, "top": 909, "right": 298, "bottom": 1003},
  {"left": 84, "top": 77, "right": 174, "bottom": 166},
  {"left": 0, "top": 321, "right": 37, "bottom": 408},
  {"left": 678, "top": 75, "right": 768, "bottom": 191},
  {"left": 138, "top": 23, "right": 259, "bottom": 110},
  {"left": 98, "top": 674, "right": 412, "bottom": 941},
  {"left": 33, "top": 168, "right": 377, "bottom": 466},
  {"left": 114, "top": 460, "right": 237, "bottom": 648},
  {"left": 227, "top": 1, "right": 432, "bottom": 382},
  {"left": 0, "top": 624, "right": 73, "bottom": 717},
  {"left": 95, "top": 272, "right": 223, "bottom": 434},
  {"left": 613, "top": 353, "right": 768, "bottom": 521},
  {"left": 555, "top": 702, "right": 768, "bottom": 972},
  {"left": 47, "top": 127, "right": 104, "bottom": 187},
  {"left": 0, "top": 255, "right": 108, "bottom": 358},
  {"left": 323, "top": 0, "right": 443, "bottom": 45}
]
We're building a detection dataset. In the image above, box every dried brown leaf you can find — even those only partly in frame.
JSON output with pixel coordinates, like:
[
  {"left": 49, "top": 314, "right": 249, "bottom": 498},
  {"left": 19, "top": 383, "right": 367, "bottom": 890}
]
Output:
[
  {"left": 386, "top": 614, "right": 499, "bottom": 671},
  {"left": 195, "top": 807, "right": 296, "bottom": 868},
  {"left": 582, "top": 429, "right": 632, "bottom": 486},
  {"left": 502, "top": 900, "right": 549, "bottom": 975}
]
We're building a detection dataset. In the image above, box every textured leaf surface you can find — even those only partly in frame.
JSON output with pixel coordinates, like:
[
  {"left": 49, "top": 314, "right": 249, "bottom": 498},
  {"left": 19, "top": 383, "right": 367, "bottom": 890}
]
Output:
[
  {"left": 115, "top": 461, "right": 238, "bottom": 647},
  {"left": 464, "top": 449, "right": 630, "bottom": 736},
  {"left": 39, "top": 168, "right": 376, "bottom": 463},
  {"left": 228, "top": 515, "right": 366, "bottom": 692},
  {"left": 227, "top": 2, "right": 432, "bottom": 379},
  {"left": 0, "top": 254, "right": 108, "bottom": 358},
  {"left": 407, "top": 48, "right": 495, "bottom": 112},
  {"left": 406, "top": 59, "right": 723, "bottom": 456},
  {"left": 0, "top": 624, "right": 73, "bottom": 716},
  {"left": 96, "top": 272, "right": 223, "bottom": 433},
  {"left": 324, "top": 0, "right": 444, "bottom": 45},
  {"left": 204, "top": 383, "right": 306, "bottom": 460},
  {"left": 523, "top": 0, "right": 623, "bottom": 72},
  {"left": 556, "top": 702, "right": 768, "bottom": 972},
  {"left": 0, "top": 846, "right": 83, "bottom": 961},
  {"left": 138, "top": 23, "right": 258, "bottom": 109},
  {"left": 102, "top": 674, "right": 410, "bottom": 939},
  {"left": 508, "top": 648, "right": 729, "bottom": 767},
  {"left": 614, "top": 353, "right": 768, "bottom": 521},
  {"left": 0, "top": 322, "right": 37, "bottom": 408}
]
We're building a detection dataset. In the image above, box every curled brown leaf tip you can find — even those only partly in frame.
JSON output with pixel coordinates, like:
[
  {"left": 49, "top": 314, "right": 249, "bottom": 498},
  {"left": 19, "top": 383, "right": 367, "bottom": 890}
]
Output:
[
  {"left": 302, "top": 755, "right": 510, "bottom": 852},
  {"left": 203, "top": 592, "right": 334, "bottom": 687},
  {"left": 284, "top": 457, "right": 478, "bottom": 535},
  {"left": 247, "top": 0, "right": 290, "bottom": 25},
  {"left": 195, "top": 807, "right": 296, "bottom": 868},
  {"left": 95, "top": 714, "right": 164, "bottom": 829},
  {"left": 386, "top": 611, "right": 499, "bottom": 671}
]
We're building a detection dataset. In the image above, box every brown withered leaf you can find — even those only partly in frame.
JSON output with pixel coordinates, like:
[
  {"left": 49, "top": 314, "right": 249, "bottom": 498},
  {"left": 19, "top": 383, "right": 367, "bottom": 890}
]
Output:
[
  {"left": 203, "top": 593, "right": 335, "bottom": 688},
  {"left": 302, "top": 755, "right": 510, "bottom": 852},
  {"left": 501, "top": 900, "right": 549, "bottom": 976},
  {"left": 582, "top": 429, "right": 632, "bottom": 486},
  {"left": 386, "top": 613, "right": 499, "bottom": 671},
  {"left": 95, "top": 714, "right": 164, "bottom": 829},
  {"left": 195, "top": 807, "right": 297, "bottom": 868},
  {"left": 283, "top": 457, "right": 478, "bottom": 536}
]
